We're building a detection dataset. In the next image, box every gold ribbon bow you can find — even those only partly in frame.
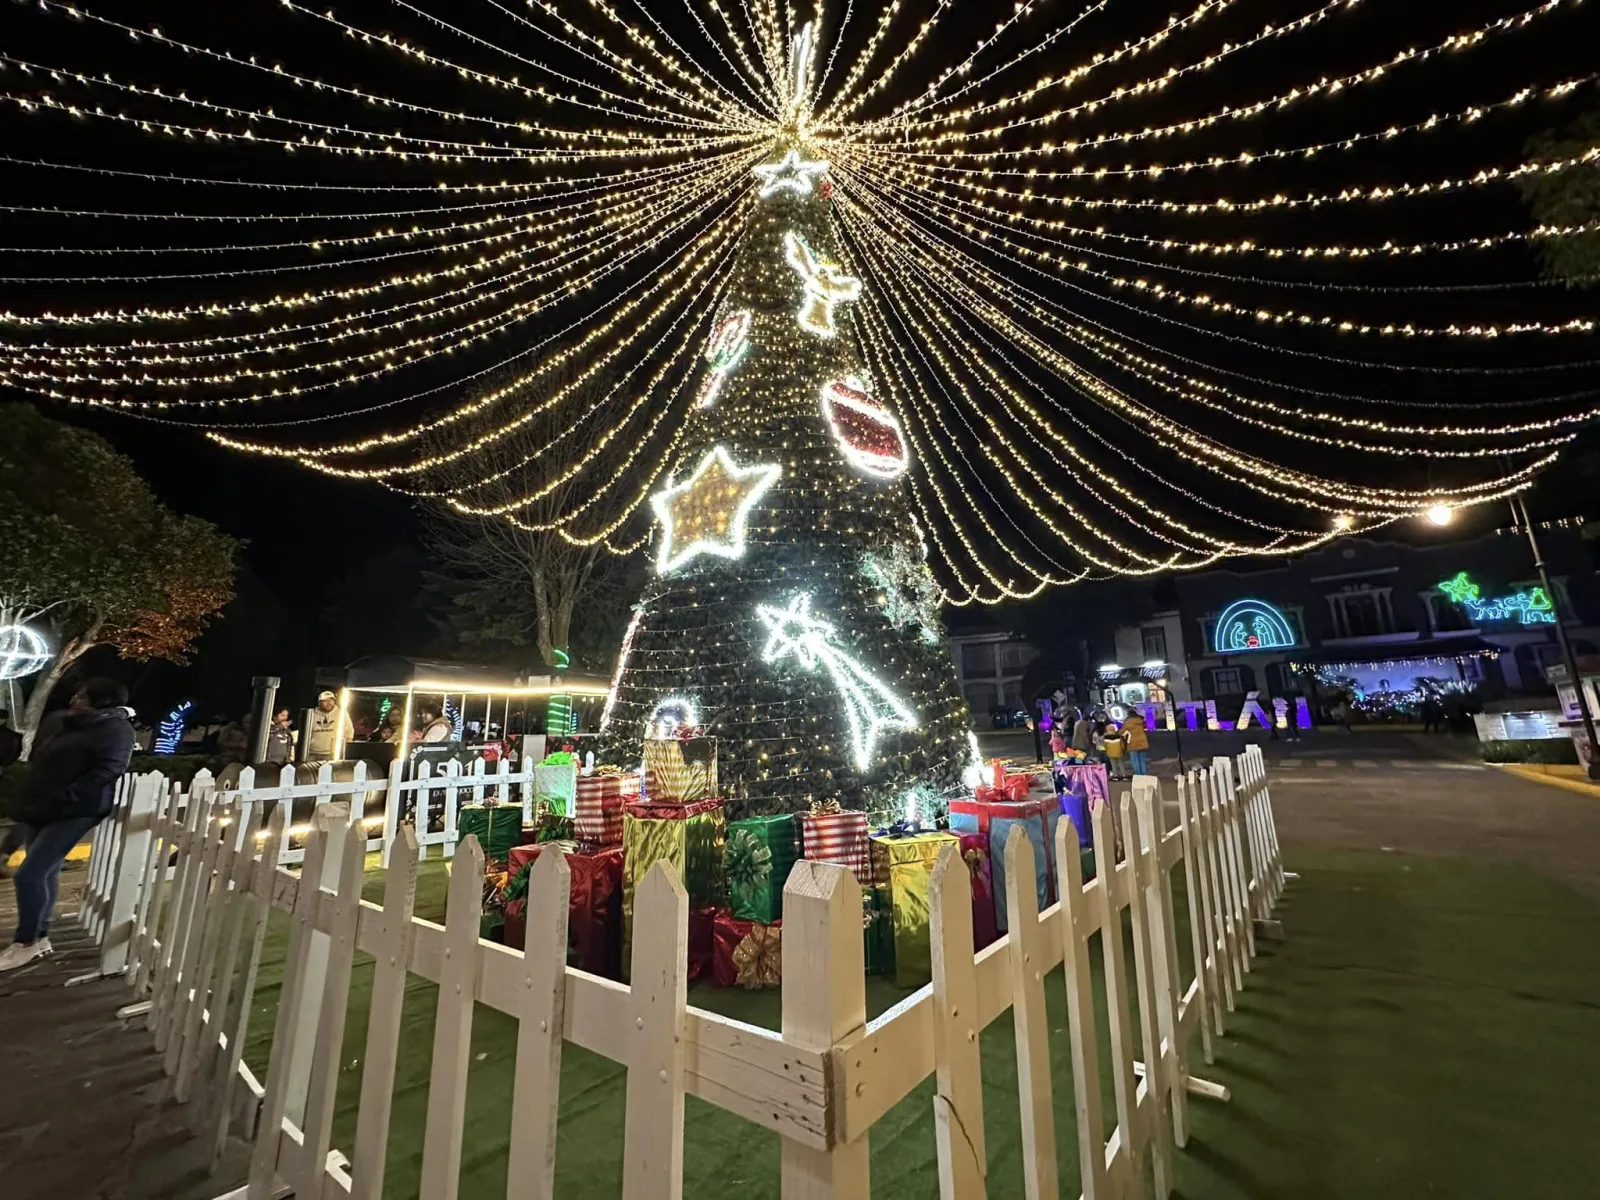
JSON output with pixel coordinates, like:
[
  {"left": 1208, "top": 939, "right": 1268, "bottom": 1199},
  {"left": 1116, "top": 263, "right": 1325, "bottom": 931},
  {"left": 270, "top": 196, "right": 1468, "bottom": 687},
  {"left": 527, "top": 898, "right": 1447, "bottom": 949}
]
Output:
[
  {"left": 733, "top": 923, "right": 782, "bottom": 988},
  {"left": 809, "top": 798, "right": 843, "bottom": 816}
]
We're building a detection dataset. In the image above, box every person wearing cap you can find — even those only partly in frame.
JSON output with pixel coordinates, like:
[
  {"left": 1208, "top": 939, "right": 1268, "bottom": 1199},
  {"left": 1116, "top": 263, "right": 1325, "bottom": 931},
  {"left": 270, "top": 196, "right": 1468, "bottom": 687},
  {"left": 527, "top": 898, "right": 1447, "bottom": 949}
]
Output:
[{"left": 305, "top": 691, "right": 353, "bottom": 762}]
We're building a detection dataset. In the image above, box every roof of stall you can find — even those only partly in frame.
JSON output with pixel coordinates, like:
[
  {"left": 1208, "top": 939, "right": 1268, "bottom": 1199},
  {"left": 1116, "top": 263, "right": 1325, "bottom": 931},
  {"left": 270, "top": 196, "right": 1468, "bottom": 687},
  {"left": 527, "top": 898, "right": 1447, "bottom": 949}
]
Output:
[{"left": 343, "top": 655, "right": 610, "bottom": 695}]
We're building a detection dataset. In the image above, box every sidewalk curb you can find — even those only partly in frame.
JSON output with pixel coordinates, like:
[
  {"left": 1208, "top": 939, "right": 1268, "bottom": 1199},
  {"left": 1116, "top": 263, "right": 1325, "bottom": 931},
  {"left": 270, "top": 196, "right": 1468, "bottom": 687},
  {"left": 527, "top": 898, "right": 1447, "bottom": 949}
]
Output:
[{"left": 1491, "top": 762, "right": 1600, "bottom": 799}]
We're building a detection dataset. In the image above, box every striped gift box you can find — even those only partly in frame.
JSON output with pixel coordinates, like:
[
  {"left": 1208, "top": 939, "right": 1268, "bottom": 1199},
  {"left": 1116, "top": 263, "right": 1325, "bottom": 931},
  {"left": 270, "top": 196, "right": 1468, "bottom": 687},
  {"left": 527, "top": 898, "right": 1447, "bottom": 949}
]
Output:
[
  {"left": 796, "top": 807, "right": 870, "bottom": 881},
  {"left": 573, "top": 771, "right": 639, "bottom": 844}
]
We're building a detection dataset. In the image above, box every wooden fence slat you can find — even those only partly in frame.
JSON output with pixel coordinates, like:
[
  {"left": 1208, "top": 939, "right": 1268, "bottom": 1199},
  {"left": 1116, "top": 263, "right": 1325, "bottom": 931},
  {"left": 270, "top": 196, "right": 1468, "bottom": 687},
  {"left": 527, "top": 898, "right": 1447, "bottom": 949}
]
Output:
[
  {"left": 130, "top": 780, "right": 176, "bottom": 993},
  {"left": 350, "top": 824, "right": 419, "bottom": 1200},
  {"left": 781, "top": 859, "right": 870, "bottom": 1200},
  {"left": 101, "top": 773, "right": 161, "bottom": 977},
  {"left": 1144, "top": 788, "right": 1193, "bottom": 1142},
  {"left": 185, "top": 800, "right": 263, "bottom": 1131},
  {"left": 165, "top": 801, "right": 227, "bottom": 1075},
  {"left": 247, "top": 810, "right": 332, "bottom": 1199},
  {"left": 1176, "top": 776, "right": 1221, "bottom": 1051},
  {"left": 299, "top": 806, "right": 368, "bottom": 1187},
  {"left": 929, "top": 844, "right": 986, "bottom": 1200},
  {"left": 418, "top": 834, "right": 487, "bottom": 1200},
  {"left": 1092, "top": 798, "right": 1142, "bottom": 1196},
  {"left": 156, "top": 794, "right": 216, "bottom": 1054},
  {"left": 506, "top": 849, "right": 572, "bottom": 1200},
  {"left": 1003, "top": 826, "right": 1060, "bottom": 1200},
  {"left": 1216, "top": 759, "right": 1256, "bottom": 968},
  {"left": 174, "top": 802, "right": 240, "bottom": 1099},
  {"left": 1054, "top": 816, "right": 1108, "bottom": 1200},
  {"left": 150, "top": 789, "right": 207, "bottom": 1034},
  {"left": 1199, "top": 771, "right": 1242, "bottom": 1000},
  {"left": 622, "top": 859, "right": 689, "bottom": 1200},
  {"left": 1122, "top": 792, "right": 1173, "bottom": 1200}
]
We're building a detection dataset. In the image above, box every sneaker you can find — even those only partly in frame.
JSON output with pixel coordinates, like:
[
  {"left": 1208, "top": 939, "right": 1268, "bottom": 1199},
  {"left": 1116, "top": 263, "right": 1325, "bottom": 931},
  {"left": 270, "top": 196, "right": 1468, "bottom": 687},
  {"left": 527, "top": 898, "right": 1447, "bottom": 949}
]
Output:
[{"left": 0, "top": 940, "right": 48, "bottom": 973}]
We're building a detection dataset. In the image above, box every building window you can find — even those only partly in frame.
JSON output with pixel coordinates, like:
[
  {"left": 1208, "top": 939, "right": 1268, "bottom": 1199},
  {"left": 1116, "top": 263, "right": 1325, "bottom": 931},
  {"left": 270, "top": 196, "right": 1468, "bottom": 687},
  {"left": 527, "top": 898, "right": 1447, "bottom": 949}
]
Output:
[
  {"left": 1141, "top": 625, "right": 1168, "bottom": 662},
  {"left": 1000, "top": 682, "right": 1024, "bottom": 710},
  {"left": 961, "top": 642, "right": 997, "bottom": 678},
  {"left": 1426, "top": 592, "right": 1476, "bottom": 633},
  {"left": 963, "top": 683, "right": 998, "bottom": 713},
  {"left": 1326, "top": 587, "right": 1395, "bottom": 638},
  {"left": 1208, "top": 667, "right": 1244, "bottom": 696},
  {"left": 1000, "top": 641, "right": 1036, "bottom": 672}
]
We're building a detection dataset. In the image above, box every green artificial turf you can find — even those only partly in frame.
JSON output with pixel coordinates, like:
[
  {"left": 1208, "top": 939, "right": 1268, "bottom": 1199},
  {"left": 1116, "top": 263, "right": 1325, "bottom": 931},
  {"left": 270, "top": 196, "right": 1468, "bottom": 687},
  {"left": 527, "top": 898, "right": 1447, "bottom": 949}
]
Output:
[{"left": 238, "top": 848, "right": 1600, "bottom": 1197}]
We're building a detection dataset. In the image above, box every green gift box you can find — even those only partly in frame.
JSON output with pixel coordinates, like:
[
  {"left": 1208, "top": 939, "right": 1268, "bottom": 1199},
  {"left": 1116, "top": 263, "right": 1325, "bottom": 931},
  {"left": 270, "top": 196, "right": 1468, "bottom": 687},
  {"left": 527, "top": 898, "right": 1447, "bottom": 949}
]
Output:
[
  {"left": 457, "top": 804, "right": 521, "bottom": 862},
  {"left": 871, "top": 831, "right": 961, "bottom": 989},
  {"left": 726, "top": 814, "right": 799, "bottom": 924}
]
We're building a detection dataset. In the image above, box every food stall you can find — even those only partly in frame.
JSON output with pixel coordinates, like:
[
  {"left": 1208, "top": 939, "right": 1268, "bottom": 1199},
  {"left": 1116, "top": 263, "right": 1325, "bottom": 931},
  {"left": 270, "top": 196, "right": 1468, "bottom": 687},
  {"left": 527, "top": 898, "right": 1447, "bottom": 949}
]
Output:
[{"left": 330, "top": 655, "right": 613, "bottom": 770}]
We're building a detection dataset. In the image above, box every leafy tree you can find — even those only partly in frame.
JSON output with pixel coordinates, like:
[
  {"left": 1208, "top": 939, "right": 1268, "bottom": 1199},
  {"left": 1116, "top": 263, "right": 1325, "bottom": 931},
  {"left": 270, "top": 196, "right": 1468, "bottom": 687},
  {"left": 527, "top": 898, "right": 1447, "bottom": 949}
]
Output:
[
  {"left": 1519, "top": 110, "right": 1600, "bottom": 284},
  {"left": 0, "top": 404, "right": 237, "bottom": 752}
]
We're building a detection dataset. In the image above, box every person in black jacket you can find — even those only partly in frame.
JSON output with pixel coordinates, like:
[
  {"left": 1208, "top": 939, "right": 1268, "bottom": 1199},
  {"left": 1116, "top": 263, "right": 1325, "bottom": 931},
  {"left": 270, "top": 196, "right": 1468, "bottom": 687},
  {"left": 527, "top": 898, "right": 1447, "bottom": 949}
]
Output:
[{"left": 0, "top": 678, "right": 135, "bottom": 972}]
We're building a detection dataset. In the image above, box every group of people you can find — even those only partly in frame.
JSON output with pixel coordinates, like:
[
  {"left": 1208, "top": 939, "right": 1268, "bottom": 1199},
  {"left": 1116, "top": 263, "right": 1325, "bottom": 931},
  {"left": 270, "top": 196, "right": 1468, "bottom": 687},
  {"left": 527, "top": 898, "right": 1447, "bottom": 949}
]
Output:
[{"left": 1050, "top": 706, "right": 1151, "bottom": 780}]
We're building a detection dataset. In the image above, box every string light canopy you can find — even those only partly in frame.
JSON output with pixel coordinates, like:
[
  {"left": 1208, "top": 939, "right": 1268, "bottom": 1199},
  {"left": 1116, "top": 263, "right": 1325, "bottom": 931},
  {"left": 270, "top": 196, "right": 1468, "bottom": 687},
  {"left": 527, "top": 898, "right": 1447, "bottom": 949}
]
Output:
[{"left": 0, "top": 0, "right": 1596, "bottom": 601}]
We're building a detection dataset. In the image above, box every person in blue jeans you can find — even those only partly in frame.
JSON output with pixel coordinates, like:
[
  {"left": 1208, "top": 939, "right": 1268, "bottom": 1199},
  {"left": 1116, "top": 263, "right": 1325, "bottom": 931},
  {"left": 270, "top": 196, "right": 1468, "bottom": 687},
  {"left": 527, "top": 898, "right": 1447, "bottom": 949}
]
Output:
[
  {"left": 1122, "top": 709, "right": 1151, "bottom": 777},
  {"left": 0, "top": 678, "right": 135, "bottom": 973}
]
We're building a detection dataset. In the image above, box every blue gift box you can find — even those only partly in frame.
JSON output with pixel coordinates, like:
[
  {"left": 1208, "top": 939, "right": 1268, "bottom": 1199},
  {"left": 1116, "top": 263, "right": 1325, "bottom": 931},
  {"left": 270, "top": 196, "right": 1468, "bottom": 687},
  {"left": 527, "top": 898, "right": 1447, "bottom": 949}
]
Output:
[{"left": 949, "top": 798, "right": 1061, "bottom": 932}]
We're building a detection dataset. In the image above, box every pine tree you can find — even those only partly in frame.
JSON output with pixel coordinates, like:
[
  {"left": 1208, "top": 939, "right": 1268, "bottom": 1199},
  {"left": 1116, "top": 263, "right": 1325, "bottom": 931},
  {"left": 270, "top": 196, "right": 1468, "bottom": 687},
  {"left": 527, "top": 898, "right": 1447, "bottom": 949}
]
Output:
[{"left": 600, "top": 143, "right": 974, "bottom": 822}]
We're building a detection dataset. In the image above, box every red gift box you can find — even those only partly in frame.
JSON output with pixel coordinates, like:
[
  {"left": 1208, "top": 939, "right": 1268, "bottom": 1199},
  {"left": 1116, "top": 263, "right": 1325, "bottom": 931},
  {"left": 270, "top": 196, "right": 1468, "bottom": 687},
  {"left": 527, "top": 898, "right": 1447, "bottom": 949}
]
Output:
[
  {"left": 623, "top": 797, "right": 723, "bottom": 821},
  {"left": 503, "top": 842, "right": 625, "bottom": 980},
  {"left": 574, "top": 771, "right": 638, "bottom": 844},
  {"left": 688, "top": 906, "right": 716, "bottom": 983},
  {"left": 712, "top": 910, "right": 783, "bottom": 988},
  {"left": 797, "top": 805, "right": 870, "bottom": 880},
  {"left": 958, "top": 832, "right": 1000, "bottom": 952},
  {"left": 948, "top": 794, "right": 1055, "bottom": 834}
]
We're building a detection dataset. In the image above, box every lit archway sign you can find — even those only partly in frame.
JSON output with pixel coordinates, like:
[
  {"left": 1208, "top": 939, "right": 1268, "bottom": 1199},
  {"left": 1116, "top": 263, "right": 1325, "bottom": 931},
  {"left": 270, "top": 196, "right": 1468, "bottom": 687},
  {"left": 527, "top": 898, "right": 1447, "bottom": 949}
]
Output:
[{"left": 1213, "top": 600, "right": 1297, "bottom": 653}]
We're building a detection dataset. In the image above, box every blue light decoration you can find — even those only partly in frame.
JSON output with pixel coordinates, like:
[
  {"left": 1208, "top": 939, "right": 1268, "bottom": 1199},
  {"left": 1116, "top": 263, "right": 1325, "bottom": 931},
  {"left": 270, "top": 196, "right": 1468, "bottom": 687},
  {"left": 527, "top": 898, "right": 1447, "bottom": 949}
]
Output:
[
  {"left": 1438, "top": 572, "right": 1554, "bottom": 625},
  {"left": 1213, "top": 599, "right": 1298, "bottom": 653},
  {"left": 155, "top": 700, "right": 193, "bottom": 755}
]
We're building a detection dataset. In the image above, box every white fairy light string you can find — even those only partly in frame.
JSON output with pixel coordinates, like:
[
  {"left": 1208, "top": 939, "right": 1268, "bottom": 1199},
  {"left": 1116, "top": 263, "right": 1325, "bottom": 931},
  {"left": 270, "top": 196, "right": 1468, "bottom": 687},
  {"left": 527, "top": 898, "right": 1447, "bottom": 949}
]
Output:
[{"left": 0, "top": 0, "right": 1593, "bottom": 599}]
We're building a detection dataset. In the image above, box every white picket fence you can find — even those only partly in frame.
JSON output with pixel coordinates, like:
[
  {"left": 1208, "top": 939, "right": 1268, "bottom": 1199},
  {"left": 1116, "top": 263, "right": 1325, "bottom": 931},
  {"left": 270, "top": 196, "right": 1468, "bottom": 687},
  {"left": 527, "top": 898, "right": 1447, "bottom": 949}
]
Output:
[{"left": 74, "top": 748, "right": 1287, "bottom": 1199}]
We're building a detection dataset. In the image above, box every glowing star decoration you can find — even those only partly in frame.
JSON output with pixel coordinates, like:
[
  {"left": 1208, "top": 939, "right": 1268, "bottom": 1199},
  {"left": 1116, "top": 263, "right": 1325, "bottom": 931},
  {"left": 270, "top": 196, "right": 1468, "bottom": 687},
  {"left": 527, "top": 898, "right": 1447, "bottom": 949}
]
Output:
[
  {"left": 650, "top": 445, "right": 781, "bottom": 574},
  {"left": 752, "top": 150, "right": 829, "bottom": 199},
  {"left": 821, "top": 376, "right": 911, "bottom": 479},
  {"left": 783, "top": 231, "right": 861, "bottom": 337},
  {"left": 696, "top": 309, "right": 752, "bottom": 407},
  {"left": 0, "top": 624, "right": 49, "bottom": 681},
  {"left": 1213, "top": 599, "right": 1298, "bottom": 653},
  {"left": 1438, "top": 571, "right": 1555, "bottom": 625},
  {"left": 756, "top": 593, "right": 919, "bottom": 772}
]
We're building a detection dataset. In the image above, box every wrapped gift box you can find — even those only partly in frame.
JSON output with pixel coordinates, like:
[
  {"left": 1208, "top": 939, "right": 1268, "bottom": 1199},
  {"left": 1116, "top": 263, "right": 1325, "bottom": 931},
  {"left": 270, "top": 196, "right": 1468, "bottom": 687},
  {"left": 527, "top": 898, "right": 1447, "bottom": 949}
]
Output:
[
  {"left": 1054, "top": 762, "right": 1109, "bottom": 809},
  {"left": 643, "top": 735, "right": 718, "bottom": 804},
  {"left": 533, "top": 759, "right": 580, "bottom": 816},
  {"left": 862, "top": 886, "right": 895, "bottom": 977},
  {"left": 948, "top": 797, "right": 1061, "bottom": 931},
  {"left": 726, "top": 814, "right": 799, "bottom": 924},
  {"left": 797, "top": 803, "right": 871, "bottom": 881},
  {"left": 870, "top": 830, "right": 961, "bottom": 989},
  {"left": 621, "top": 798, "right": 726, "bottom": 978},
  {"left": 457, "top": 803, "right": 522, "bottom": 862},
  {"left": 502, "top": 841, "right": 625, "bottom": 980},
  {"left": 573, "top": 770, "right": 637, "bottom": 844},
  {"left": 957, "top": 832, "right": 1000, "bottom": 953},
  {"left": 712, "top": 911, "right": 783, "bottom": 988}
]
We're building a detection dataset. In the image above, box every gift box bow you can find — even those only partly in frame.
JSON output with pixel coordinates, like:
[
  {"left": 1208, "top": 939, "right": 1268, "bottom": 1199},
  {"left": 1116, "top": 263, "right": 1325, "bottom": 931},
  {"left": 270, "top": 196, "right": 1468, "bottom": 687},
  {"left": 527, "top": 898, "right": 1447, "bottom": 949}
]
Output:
[
  {"left": 809, "top": 798, "right": 843, "bottom": 816},
  {"left": 732, "top": 923, "right": 782, "bottom": 988},
  {"left": 726, "top": 828, "right": 773, "bottom": 906}
]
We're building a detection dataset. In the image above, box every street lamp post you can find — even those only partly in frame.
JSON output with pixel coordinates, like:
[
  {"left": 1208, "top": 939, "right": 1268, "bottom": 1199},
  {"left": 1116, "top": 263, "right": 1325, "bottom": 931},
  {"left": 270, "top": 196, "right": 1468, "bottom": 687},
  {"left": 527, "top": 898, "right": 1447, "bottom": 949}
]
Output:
[{"left": 1510, "top": 492, "right": 1600, "bottom": 780}]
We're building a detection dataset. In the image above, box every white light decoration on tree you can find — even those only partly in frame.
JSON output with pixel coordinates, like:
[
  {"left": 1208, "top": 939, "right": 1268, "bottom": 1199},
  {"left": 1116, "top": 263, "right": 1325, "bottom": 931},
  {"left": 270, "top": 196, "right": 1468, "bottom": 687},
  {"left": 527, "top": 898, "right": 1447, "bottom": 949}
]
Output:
[
  {"left": 756, "top": 593, "right": 919, "bottom": 772},
  {"left": 155, "top": 700, "right": 193, "bottom": 755},
  {"left": 696, "top": 309, "right": 753, "bottom": 407},
  {"left": 0, "top": 0, "right": 1591, "bottom": 607},
  {"left": 649, "top": 444, "right": 781, "bottom": 574},
  {"left": 862, "top": 543, "right": 942, "bottom": 645},
  {"left": 645, "top": 694, "right": 700, "bottom": 737},
  {"left": 783, "top": 230, "right": 862, "bottom": 337},
  {"left": 753, "top": 149, "right": 830, "bottom": 199},
  {"left": 0, "top": 624, "right": 50, "bottom": 681},
  {"left": 820, "top": 376, "right": 910, "bottom": 479}
]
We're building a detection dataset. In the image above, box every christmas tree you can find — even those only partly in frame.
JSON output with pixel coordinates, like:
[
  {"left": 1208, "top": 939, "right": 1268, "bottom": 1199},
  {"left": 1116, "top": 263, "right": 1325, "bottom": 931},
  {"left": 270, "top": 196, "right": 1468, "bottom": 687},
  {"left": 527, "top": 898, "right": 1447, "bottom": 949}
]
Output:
[{"left": 600, "top": 131, "right": 974, "bottom": 821}]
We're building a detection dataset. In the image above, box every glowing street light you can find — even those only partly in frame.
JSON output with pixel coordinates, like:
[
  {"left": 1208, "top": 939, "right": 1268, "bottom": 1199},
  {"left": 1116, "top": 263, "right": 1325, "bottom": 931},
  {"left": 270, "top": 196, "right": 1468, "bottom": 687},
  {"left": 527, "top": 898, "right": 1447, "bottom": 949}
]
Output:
[
  {"left": 1424, "top": 504, "right": 1454, "bottom": 527},
  {"left": 1332, "top": 514, "right": 1353, "bottom": 531}
]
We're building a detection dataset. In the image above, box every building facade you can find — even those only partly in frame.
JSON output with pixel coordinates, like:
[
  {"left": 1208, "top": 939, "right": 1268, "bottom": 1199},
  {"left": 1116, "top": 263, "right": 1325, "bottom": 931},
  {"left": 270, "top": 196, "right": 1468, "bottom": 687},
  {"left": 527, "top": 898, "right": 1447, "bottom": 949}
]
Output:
[{"left": 947, "top": 629, "right": 1039, "bottom": 723}]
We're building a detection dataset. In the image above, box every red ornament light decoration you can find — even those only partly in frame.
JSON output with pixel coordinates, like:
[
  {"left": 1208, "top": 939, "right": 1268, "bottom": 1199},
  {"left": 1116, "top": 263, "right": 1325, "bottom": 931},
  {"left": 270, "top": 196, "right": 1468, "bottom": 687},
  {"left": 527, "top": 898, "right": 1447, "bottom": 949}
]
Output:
[{"left": 820, "top": 376, "right": 911, "bottom": 480}]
